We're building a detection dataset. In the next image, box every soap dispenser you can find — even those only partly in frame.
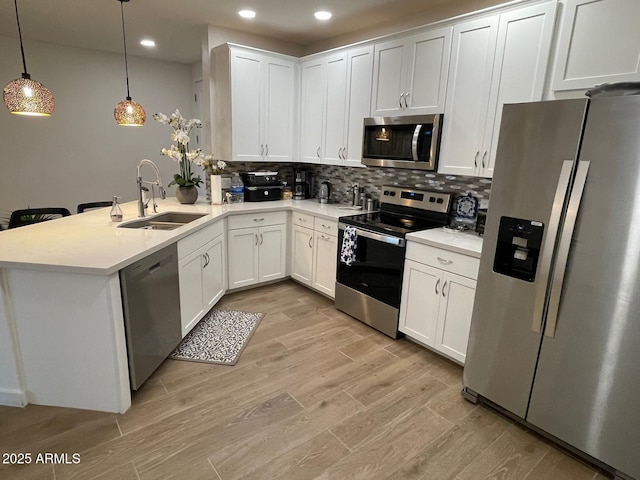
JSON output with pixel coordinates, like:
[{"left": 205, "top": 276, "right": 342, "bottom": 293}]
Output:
[{"left": 110, "top": 196, "right": 123, "bottom": 222}]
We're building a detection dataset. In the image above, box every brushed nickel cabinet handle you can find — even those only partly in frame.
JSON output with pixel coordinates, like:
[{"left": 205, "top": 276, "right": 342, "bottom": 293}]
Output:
[
  {"left": 442, "top": 281, "right": 447, "bottom": 297},
  {"left": 260, "top": 144, "right": 264, "bottom": 156},
  {"left": 253, "top": 218, "right": 265, "bottom": 222},
  {"left": 399, "top": 93, "right": 405, "bottom": 109},
  {"left": 255, "top": 233, "right": 259, "bottom": 246},
  {"left": 474, "top": 151, "right": 479, "bottom": 168},
  {"left": 437, "top": 257, "right": 453, "bottom": 265},
  {"left": 435, "top": 278, "right": 440, "bottom": 295},
  {"left": 308, "top": 236, "right": 312, "bottom": 248},
  {"left": 260, "top": 233, "right": 263, "bottom": 245},
  {"left": 481, "top": 151, "right": 487, "bottom": 169},
  {"left": 265, "top": 144, "right": 269, "bottom": 157},
  {"left": 317, "top": 147, "right": 321, "bottom": 158},
  {"left": 404, "top": 92, "right": 410, "bottom": 108}
]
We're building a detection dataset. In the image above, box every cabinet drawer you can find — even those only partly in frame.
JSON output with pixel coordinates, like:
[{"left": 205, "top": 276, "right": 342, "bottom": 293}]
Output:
[
  {"left": 227, "top": 211, "right": 288, "bottom": 230},
  {"left": 406, "top": 242, "right": 479, "bottom": 280},
  {"left": 313, "top": 217, "right": 338, "bottom": 236},
  {"left": 178, "top": 220, "right": 224, "bottom": 260},
  {"left": 292, "top": 212, "right": 314, "bottom": 228}
]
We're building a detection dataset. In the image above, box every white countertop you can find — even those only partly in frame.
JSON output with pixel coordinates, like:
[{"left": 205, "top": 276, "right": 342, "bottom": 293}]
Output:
[
  {"left": 0, "top": 198, "right": 369, "bottom": 275},
  {"left": 406, "top": 227, "right": 484, "bottom": 258}
]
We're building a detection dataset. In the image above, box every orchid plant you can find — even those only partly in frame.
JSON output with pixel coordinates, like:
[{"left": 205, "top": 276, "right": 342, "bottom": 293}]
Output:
[
  {"left": 153, "top": 109, "right": 214, "bottom": 188},
  {"left": 203, "top": 159, "right": 227, "bottom": 175}
]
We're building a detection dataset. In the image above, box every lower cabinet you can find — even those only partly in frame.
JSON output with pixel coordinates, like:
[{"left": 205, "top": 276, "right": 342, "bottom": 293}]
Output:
[
  {"left": 290, "top": 212, "right": 338, "bottom": 298},
  {"left": 178, "top": 220, "right": 226, "bottom": 337},
  {"left": 399, "top": 242, "right": 479, "bottom": 364},
  {"left": 227, "top": 211, "right": 287, "bottom": 289}
]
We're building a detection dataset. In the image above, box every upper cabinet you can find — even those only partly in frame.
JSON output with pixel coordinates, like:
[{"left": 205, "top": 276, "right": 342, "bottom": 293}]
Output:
[
  {"left": 214, "top": 45, "right": 297, "bottom": 162},
  {"left": 370, "top": 27, "right": 452, "bottom": 116},
  {"left": 438, "top": 2, "right": 557, "bottom": 177},
  {"left": 299, "top": 45, "right": 373, "bottom": 167},
  {"left": 552, "top": 0, "right": 640, "bottom": 91}
]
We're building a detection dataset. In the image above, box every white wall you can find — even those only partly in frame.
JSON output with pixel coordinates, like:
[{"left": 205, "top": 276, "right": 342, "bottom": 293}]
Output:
[{"left": 0, "top": 35, "right": 197, "bottom": 220}]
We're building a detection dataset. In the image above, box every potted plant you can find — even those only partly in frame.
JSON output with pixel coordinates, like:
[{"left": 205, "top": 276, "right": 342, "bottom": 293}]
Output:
[{"left": 153, "top": 109, "right": 214, "bottom": 204}]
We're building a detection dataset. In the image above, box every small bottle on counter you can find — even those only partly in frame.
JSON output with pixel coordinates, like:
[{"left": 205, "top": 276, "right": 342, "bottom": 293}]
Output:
[
  {"left": 110, "top": 196, "right": 123, "bottom": 222},
  {"left": 229, "top": 173, "right": 245, "bottom": 203}
]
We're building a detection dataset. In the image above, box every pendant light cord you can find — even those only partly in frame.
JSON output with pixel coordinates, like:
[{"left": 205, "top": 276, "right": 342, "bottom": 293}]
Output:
[
  {"left": 120, "top": 0, "right": 131, "bottom": 99},
  {"left": 13, "top": 0, "right": 29, "bottom": 77}
]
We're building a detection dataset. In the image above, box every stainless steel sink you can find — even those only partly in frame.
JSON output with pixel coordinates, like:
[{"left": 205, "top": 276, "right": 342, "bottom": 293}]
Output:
[{"left": 118, "top": 212, "right": 207, "bottom": 230}]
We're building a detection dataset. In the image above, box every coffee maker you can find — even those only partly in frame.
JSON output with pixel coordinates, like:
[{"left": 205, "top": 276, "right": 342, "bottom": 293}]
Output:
[{"left": 293, "top": 168, "right": 314, "bottom": 200}]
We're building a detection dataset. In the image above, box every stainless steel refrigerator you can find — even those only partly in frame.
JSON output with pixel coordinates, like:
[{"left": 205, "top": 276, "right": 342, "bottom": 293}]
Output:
[{"left": 463, "top": 92, "right": 640, "bottom": 480}]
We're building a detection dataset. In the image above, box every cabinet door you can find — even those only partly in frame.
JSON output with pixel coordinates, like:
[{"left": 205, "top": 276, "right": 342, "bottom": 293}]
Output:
[
  {"left": 405, "top": 27, "right": 453, "bottom": 115},
  {"left": 258, "top": 224, "right": 287, "bottom": 282},
  {"left": 227, "top": 227, "right": 259, "bottom": 289},
  {"left": 344, "top": 46, "right": 373, "bottom": 166},
  {"left": 435, "top": 272, "right": 477, "bottom": 364},
  {"left": 202, "top": 235, "right": 225, "bottom": 311},
  {"left": 552, "top": 0, "right": 640, "bottom": 91},
  {"left": 264, "top": 57, "right": 296, "bottom": 162},
  {"left": 438, "top": 16, "right": 499, "bottom": 176},
  {"left": 398, "top": 260, "right": 441, "bottom": 347},
  {"left": 312, "top": 232, "right": 337, "bottom": 298},
  {"left": 323, "top": 53, "right": 348, "bottom": 164},
  {"left": 230, "top": 49, "right": 263, "bottom": 162},
  {"left": 370, "top": 38, "right": 408, "bottom": 116},
  {"left": 291, "top": 225, "right": 314, "bottom": 285},
  {"left": 300, "top": 59, "right": 326, "bottom": 162},
  {"left": 482, "top": 2, "right": 557, "bottom": 177},
  {"left": 179, "top": 250, "right": 205, "bottom": 337}
]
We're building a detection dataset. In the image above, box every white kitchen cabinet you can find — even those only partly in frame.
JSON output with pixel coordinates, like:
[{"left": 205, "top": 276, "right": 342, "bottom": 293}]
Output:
[
  {"left": 178, "top": 221, "right": 226, "bottom": 337},
  {"left": 299, "top": 46, "right": 373, "bottom": 166},
  {"left": 399, "top": 242, "right": 479, "bottom": 364},
  {"left": 291, "top": 224, "right": 314, "bottom": 285},
  {"left": 227, "top": 212, "right": 288, "bottom": 289},
  {"left": 312, "top": 230, "right": 338, "bottom": 297},
  {"left": 290, "top": 213, "right": 338, "bottom": 298},
  {"left": 214, "top": 44, "right": 297, "bottom": 162},
  {"left": 552, "top": 0, "right": 640, "bottom": 91},
  {"left": 370, "top": 27, "right": 452, "bottom": 116},
  {"left": 438, "top": 2, "right": 557, "bottom": 177},
  {"left": 299, "top": 59, "right": 326, "bottom": 163}
]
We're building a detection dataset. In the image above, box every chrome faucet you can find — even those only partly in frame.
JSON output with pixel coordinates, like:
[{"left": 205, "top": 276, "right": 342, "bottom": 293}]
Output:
[{"left": 136, "top": 159, "right": 166, "bottom": 217}]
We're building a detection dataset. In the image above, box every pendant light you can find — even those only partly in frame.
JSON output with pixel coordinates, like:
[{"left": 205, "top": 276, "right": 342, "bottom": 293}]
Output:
[
  {"left": 3, "top": 0, "right": 55, "bottom": 116},
  {"left": 114, "top": 0, "right": 145, "bottom": 126}
]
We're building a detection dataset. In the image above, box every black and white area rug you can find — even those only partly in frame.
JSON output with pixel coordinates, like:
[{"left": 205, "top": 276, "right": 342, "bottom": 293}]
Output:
[{"left": 169, "top": 310, "right": 264, "bottom": 366}]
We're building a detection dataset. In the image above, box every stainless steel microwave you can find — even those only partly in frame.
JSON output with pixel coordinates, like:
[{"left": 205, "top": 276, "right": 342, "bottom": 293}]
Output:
[{"left": 362, "top": 114, "right": 442, "bottom": 170}]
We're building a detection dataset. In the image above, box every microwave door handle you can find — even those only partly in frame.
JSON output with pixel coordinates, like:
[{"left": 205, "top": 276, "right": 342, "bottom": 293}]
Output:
[{"left": 412, "top": 124, "right": 423, "bottom": 161}]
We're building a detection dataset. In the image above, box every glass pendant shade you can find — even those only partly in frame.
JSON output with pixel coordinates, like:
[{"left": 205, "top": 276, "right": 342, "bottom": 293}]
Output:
[
  {"left": 3, "top": 74, "right": 55, "bottom": 116},
  {"left": 114, "top": 97, "right": 145, "bottom": 126},
  {"left": 115, "top": 0, "right": 145, "bottom": 126},
  {"left": 4, "top": 0, "right": 54, "bottom": 117}
]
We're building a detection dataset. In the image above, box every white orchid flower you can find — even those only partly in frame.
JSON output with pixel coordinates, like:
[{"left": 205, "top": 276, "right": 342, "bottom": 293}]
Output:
[{"left": 172, "top": 130, "right": 190, "bottom": 145}]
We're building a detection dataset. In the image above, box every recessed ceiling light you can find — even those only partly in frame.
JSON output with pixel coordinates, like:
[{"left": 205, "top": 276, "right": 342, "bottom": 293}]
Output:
[
  {"left": 140, "top": 39, "right": 156, "bottom": 47},
  {"left": 314, "top": 10, "right": 332, "bottom": 20},
  {"left": 238, "top": 9, "right": 256, "bottom": 19}
]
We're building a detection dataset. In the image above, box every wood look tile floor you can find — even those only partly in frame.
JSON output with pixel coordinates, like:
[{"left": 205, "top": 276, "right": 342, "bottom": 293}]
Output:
[{"left": 0, "top": 281, "right": 608, "bottom": 480}]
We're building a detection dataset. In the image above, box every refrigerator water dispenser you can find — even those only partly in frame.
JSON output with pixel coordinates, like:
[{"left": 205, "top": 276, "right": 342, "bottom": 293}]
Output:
[{"left": 493, "top": 216, "right": 544, "bottom": 282}]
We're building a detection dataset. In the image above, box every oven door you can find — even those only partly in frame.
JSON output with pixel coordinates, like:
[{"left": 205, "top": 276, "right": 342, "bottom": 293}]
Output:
[{"left": 336, "top": 225, "right": 406, "bottom": 308}]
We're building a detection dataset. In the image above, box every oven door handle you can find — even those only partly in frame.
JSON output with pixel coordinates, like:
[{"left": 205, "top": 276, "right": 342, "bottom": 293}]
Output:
[
  {"left": 339, "top": 223, "right": 405, "bottom": 247},
  {"left": 411, "top": 124, "right": 423, "bottom": 161}
]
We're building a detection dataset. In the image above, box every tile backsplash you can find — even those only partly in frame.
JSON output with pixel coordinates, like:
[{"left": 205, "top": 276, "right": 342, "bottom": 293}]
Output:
[{"left": 207, "top": 162, "right": 491, "bottom": 213}]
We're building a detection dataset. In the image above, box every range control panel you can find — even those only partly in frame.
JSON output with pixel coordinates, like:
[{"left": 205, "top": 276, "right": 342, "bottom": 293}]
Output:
[{"left": 380, "top": 185, "right": 451, "bottom": 213}]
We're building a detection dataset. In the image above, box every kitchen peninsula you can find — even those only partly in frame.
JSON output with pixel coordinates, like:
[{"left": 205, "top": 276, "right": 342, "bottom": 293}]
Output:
[{"left": 0, "top": 198, "right": 363, "bottom": 413}]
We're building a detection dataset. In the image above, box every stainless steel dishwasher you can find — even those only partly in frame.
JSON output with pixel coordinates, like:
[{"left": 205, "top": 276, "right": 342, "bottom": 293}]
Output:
[{"left": 120, "top": 243, "right": 181, "bottom": 390}]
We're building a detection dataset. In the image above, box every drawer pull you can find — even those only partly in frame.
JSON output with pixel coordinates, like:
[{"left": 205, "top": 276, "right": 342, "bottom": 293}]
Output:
[
  {"left": 253, "top": 218, "right": 265, "bottom": 222},
  {"left": 437, "top": 257, "right": 453, "bottom": 265},
  {"left": 299, "top": 217, "right": 307, "bottom": 222}
]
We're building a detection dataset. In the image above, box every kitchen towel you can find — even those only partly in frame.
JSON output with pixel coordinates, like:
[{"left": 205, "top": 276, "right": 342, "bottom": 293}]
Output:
[{"left": 340, "top": 225, "right": 358, "bottom": 266}]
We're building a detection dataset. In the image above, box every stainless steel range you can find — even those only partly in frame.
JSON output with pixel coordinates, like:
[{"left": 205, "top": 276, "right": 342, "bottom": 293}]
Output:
[{"left": 335, "top": 185, "right": 451, "bottom": 338}]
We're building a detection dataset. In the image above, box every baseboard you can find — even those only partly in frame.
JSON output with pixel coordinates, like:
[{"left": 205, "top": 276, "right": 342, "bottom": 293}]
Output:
[{"left": 0, "top": 388, "right": 27, "bottom": 407}]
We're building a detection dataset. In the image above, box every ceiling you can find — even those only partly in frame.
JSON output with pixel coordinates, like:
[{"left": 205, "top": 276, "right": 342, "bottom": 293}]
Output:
[{"left": 0, "top": 0, "right": 479, "bottom": 64}]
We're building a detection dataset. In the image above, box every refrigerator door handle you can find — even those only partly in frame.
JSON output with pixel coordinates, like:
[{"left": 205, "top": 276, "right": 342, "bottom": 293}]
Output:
[
  {"left": 532, "top": 160, "right": 574, "bottom": 333},
  {"left": 544, "top": 160, "right": 590, "bottom": 338}
]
